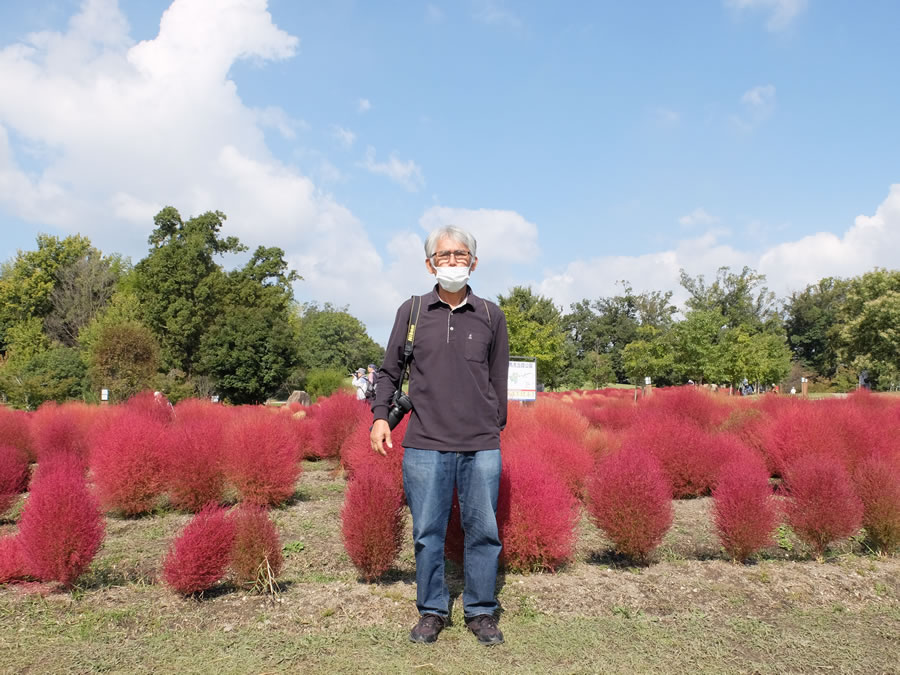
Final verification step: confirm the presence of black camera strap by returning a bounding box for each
[400,294,423,387]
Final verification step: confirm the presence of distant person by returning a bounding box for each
[790,386,797,395]
[352,368,368,401]
[365,364,377,403]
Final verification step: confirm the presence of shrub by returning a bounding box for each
[305,368,350,401]
[497,454,580,572]
[89,409,167,515]
[162,504,236,595]
[125,389,175,425]
[783,454,864,558]
[621,414,726,498]
[17,456,105,587]
[0,535,30,584]
[0,444,30,515]
[853,454,900,554]
[503,425,594,501]
[294,414,323,461]
[341,471,405,581]
[230,504,284,588]
[712,456,778,561]
[29,401,96,466]
[646,386,732,430]
[312,390,371,459]
[0,408,34,462]
[223,408,301,506]
[165,406,227,512]
[586,449,673,563]
[339,415,407,486]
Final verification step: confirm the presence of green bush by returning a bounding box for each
[305,368,351,401]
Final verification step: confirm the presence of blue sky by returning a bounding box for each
[1,0,899,342]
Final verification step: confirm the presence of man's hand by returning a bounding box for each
[370,419,392,456]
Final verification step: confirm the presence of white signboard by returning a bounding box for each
[101,388,109,402]
[508,359,537,401]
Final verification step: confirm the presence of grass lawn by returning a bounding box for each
[1,459,898,674]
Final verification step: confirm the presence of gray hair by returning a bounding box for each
[424,225,477,259]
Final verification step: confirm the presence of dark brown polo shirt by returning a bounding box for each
[373,285,509,452]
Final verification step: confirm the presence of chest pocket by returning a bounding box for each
[463,334,490,362]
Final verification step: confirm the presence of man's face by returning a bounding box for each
[425,236,478,275]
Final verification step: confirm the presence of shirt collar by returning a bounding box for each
[427,284,476,311]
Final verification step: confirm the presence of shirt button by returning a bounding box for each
[449,326,454,330]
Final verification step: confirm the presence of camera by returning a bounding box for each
[386,389,413,430]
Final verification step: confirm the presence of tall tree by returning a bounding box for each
[0,234,92,352]
[295,303,384,375]
[133,207,245,374]
[836,268,900,389]
[680,266,778,332]
[497,286,568,387]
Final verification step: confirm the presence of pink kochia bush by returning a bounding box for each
[0,535,30,583]
[163,504,236,596]
[853,454,900,553]
[90,409,167,515]
[224,408,301,507]
[165,401,228,512]
[0,444,30,515]
[17,455,105,587]
[30,401,96,466]
[312,390,371,460]
[230,504,284,587]
[341,471,405,581]
[0,407,34,462]
[587,449,673,563]
[712,456,778,561]
[783,454,864,557]
[497,454,580,572]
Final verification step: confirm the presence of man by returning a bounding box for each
[370,225,509,646]
[365,363,377,403]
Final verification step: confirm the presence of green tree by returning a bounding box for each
[0,234,92,352]
[836,268,900,389]
[295,303,384,374]
[670,309,727,384]
[622,326,675,386]
[198,246,301,404]
[86,320,161,403]
[680,266,778,332]
[782,277,849,378]
[133,207,244,374]
[0,345,87,409]
[497,286,568,387]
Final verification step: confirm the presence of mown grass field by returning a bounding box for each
[1,458,898,674]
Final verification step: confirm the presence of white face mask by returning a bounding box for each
[434,265,470,292]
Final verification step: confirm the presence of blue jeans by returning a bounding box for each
[402,448,502,620]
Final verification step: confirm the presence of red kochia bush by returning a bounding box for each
[712,456,778,561]
[163,505,236,595]
[853,454,900,553]
[0,535,30,583]
[230,504,284,587]
[497,454,580,572]
[0,444,30,514]
[165,406,228,512]
[339,415,408,486]
[125,389,175,425]
[90,409,167,515]
[30,401,96,466]
[783,454,864,557]
[223,408,301,507]
[341,471,405,581]
[312,390,371,459]
[17,456,105,587]
[0,408,34,462]
[587,449,673,563]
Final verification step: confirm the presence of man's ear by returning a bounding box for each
[425,257,437,275]
[469,257,478,273]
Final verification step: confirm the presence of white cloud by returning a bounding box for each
[473,0,523,30]
[732,84,776,131]
[725,0,808,31]
[331,125,356,148]
[357,97,371,113]
[255,106,306,140]
[360,146,425,191]
[534,185,900,312]
[679,207,719,227]
[0,0,406,336]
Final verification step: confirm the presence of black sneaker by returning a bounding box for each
[409,614,445,644]
[466,614,504,645]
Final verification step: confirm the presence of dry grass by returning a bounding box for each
[1,459,898,674]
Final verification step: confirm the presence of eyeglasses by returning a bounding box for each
[431,249,471,264]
